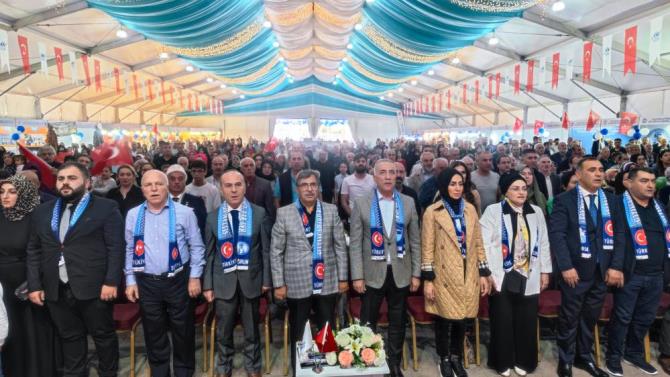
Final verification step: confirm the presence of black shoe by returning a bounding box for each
[439,357,454,377]
[605,359,623,377]
[389,364,404,377]
[623,356,658,375]
[557,362,572,377]
[573,360,608,377]
[450,355,468,377]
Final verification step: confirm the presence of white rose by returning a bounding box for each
[361,334,376,348]
[326,352,337,366]
[374,349,387,367]
[335,333,352,347]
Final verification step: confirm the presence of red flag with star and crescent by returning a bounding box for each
[624,26,637,75]
[583,41,593,82]
[55,47,64,80]
[90,139,133,176]
[586,110,601,131]
[514,64,520,94]
[513,118,523,133]
[81,54,91,86]
[552,53,560,89]
[533,120,544,135]
[526,60,534,92]
[314,322,337,353]
[619,112,638,134]
[561,112,570,130]
[18,35,30,74]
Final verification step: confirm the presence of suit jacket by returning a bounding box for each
[245,176,276,221]
[26,196,125,301]
[549,188,623,281]
[179,193,207,240]
[534,170,561,200]
[270,201,348,299]
[203,203,272,300]
[349,192,421,289]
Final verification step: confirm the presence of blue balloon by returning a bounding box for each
[11,133,20,141]
[600,128,608,135]
[76,131,84,138]
[16,125,25,133]
[633,132,642,140]
[539,128,545,134]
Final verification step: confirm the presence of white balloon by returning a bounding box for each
[641,128,650,136]
[627,129,636,137]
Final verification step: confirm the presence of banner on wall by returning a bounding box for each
[49,121,77,136]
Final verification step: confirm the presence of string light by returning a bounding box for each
[170,22,262,57]
[265,3,312,27]
[215,56,280,85]
[349,58,412,84]
[314,3,361,27]
[363,25,450,63]
[448,0,541,12]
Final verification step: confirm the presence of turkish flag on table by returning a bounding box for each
[313,322,337,353]
[55,47,64,80]
[526,60,534,92]
[624,26,637,75]
[513,118,523,133]
[18,143,56,189]
[514,64,520,94]
[583,42,593,82]
[619,112,638,134]
[586,110,601,131]
[561,112,570,130]
[17,35,30,74]
[90,139,133,176]
[533,120,544,135]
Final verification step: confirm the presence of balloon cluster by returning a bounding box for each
[500,131,511,143]
[626,125,649,140]
[11,124,26,141]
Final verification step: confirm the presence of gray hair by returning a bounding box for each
[141,169,168,186]
[296,169,321,185]
[240,157,255,168]
[433,157,449,169]
[373,158,395,175]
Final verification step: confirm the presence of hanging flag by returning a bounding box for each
[18,35,30,74]
[513,64,520,94]
[438,91,443,111]
[561,112,570,130]
[619,112,638,134]
[447,89,451,110]
[552,53,560,89]
[462,83,467,104]
[602,34,612,77]
[487,75,493,99]
[154,80,160,103]
[209,97,214,113]
[54,47,64,80]
[81,54,92,86]
[147,79,153,100]
[624,26,637,75]
[18,143,55,189]
[94,59,102,91]
[113,68,121,94]
[161,81,166,104]
[649,16,663,67]
[495,72,501,98]
[68,51,78,83]
[526,60,535,92]
[538,57,546,89]
[513,118,523,133]
[220,100,224,114]
[37,42,48,75]
[196,95,201,112]
[583,41,593,83]
[132,74,139,98]
[170,86,175,105]
[431,95,436,112]
[123,71,130,96]
[188,93,192,111]
[586,110,601,131]
[566,52,574,81]
[0,31,9,73]
[475,80,480,103]
[90,139,134,176]
[533,120,544,135]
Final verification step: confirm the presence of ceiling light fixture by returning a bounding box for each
[451,57,460,64]
[488,35,499,45]
[388,92,394,97]
[185,65,194,72]
[428,69,435,75]
[240,94,245,99]
[159,52,169,60]
[232,89,238,94]
[347,43,353,49]
[263,21,272,28]
[552,1,565,12]
[342,57,348,62]
[398,87,404,93]
[379,95,384,100]
[278,56,284,62]
[272,41,280,48]
[220,84,226,89]
[206,77,214,83]
[410,79,418,85]
[116,28,128,39]
[354,23,363,31]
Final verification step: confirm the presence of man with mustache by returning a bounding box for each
[26,162,125,377]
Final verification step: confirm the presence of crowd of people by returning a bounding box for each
[0,132,669,377]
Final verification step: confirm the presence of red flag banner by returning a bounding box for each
[188,93,192,111]
[619,112,638,134]
[147,80,153,100]
[431,95,436,112]
[561,112,570,130]
[90,139,133,176]
[488,75,493,99]
[132,74,138,99]
[81,54,91,86]
[94,59,102,91]
[170,86,175,105]
[438,91,443,111]
[624,26,637,75]
[533,120,544,135]
[179,89,184,109]
[161,81,166,104]
[113,67,121,94]
[526,60,534,92]
[195,95,200,111]
[475,80,480,103]
[447,89,451,110]
[514,64,520,94]
[586,110,601,131]
[462,83,467,104]
[314,322,337,353]
[513,118,523,133]
[552,53,560,89]
[54,47,64,80]
[18,143,56,189]
[17,35,30,74]
[495,73,501,98]
[583,41,593,82]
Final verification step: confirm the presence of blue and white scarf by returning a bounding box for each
[296,201,324,294]
[576,185,613,258]
[370,190,405,261]
[444,197,467,258]
[132,199,183,277]
[217,199,253,273]
[622,191,670,260]
[51,192,91,243]
[500,200,539,272]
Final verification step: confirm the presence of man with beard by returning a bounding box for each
[340,154,375,217]
[27,162,124,377]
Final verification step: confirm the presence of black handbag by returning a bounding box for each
[501,270,527,294]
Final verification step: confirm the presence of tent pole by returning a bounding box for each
[87,94,125,121]
[522,91,561,120]
[41,86,87,117]
[0,73,33,99]
[570,79,617,115]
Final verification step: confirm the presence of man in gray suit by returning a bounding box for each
[350,159,421,377]
[271,169,348,377]
[203,170,272,377]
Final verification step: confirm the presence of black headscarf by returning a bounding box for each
[437,168,464,209]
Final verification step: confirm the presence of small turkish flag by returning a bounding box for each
[462,83,467,104]
[475,80,480,103]
[132,74,139,98]
[619,112,638,134]
[552,53,560,89]
[495,72,501,98]
[624,26,637,75]
[514,64,520,94]
[533,120,544,135]
[90,139,134,176]
[313,322,337,353]
[561,112,570,130]
[526,60,534,92]
[447,89,451,110]
[94,59,101,92]
[18,143,55,189]
[513,118,523,133]
[488,75,493,99]
[54,47,64,80]
[113,67,121,94]
[586,110,601,131]
[583,41,593,82]
[81,54,91,86]
[18,35,30,74]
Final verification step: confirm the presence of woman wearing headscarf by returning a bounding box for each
[480,173,552,376]
[450,160,481,215]
[0,175,59,377]
[422,168,492,377]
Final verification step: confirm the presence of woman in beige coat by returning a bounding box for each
[422,168,492,377]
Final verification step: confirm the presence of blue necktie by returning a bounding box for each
[231,209,239,246]
[589,194,598,224]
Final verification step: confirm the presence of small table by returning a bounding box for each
[295,352,389,377]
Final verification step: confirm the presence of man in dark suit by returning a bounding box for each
[550,157,624,377]
[203,170,272,377]
[240,157,276,221]
[537,155,561,200]
[27,162,124,377]
[167,164,208,239]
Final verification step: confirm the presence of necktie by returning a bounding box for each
[59,203,72,283]
[172,197,179,202]
[230,209,239,246]
[589,194,598,224]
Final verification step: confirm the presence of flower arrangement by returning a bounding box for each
[326,323,386,369]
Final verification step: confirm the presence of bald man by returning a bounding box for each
[124,170,205,377]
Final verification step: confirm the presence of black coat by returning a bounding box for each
[26,196,125,301]
[179,192,208,240]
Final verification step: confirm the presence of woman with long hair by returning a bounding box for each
[519,166,548,215]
